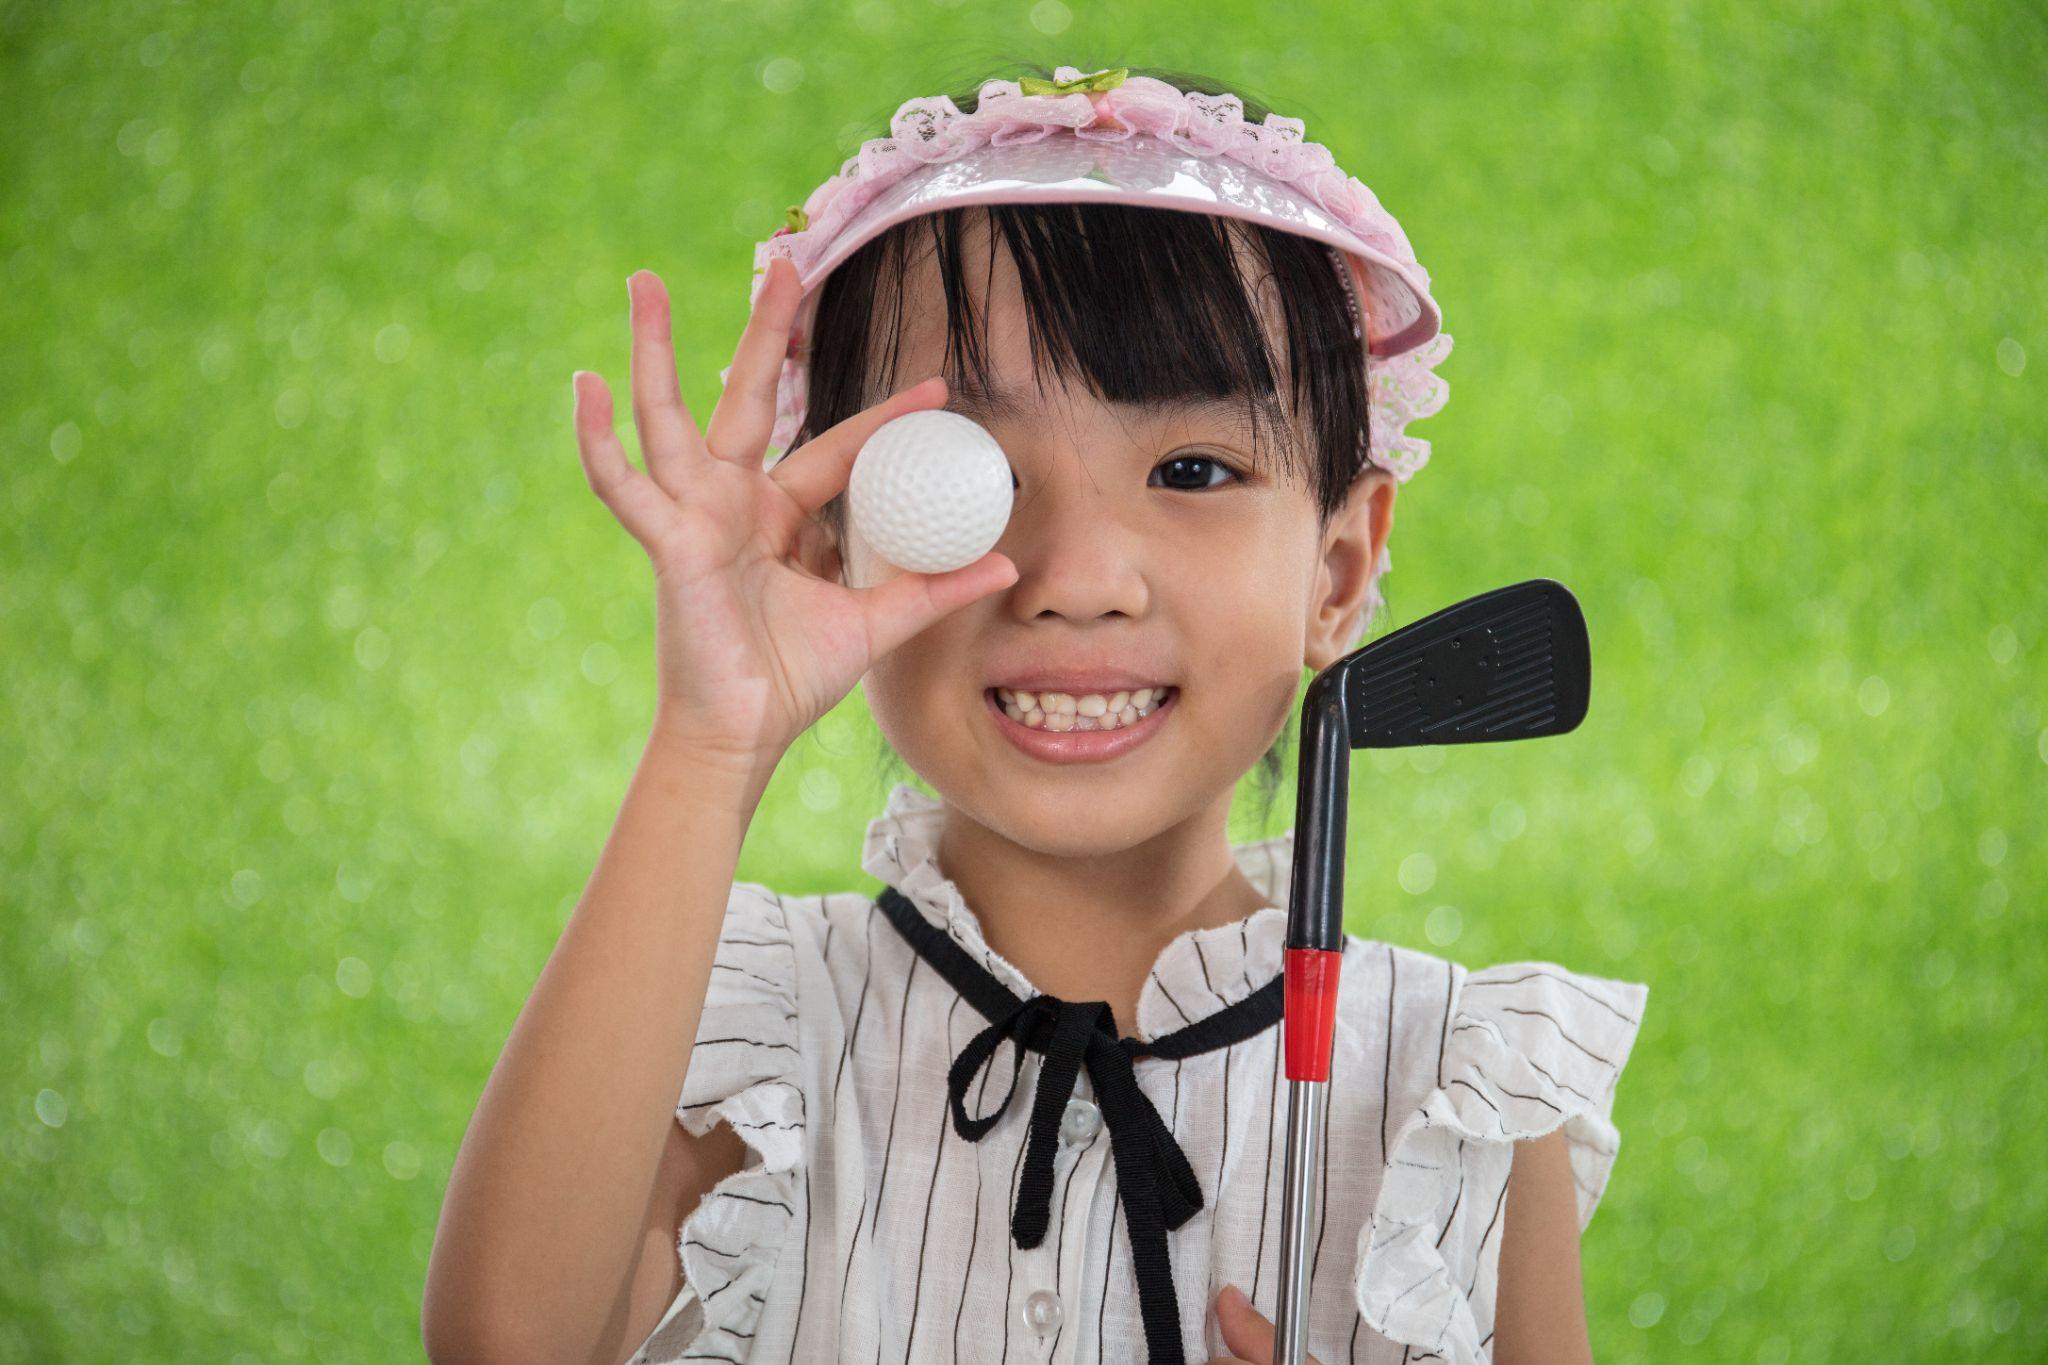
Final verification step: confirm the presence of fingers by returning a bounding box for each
[1215,1285,1276,1364]
[704,255,802,463]
[627,271,707,501]
[768,374,951,516]
[1212,1284,1322,1365]
[851,551,1017,663]
[572,371,679,556]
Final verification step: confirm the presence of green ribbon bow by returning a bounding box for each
[782,204,808,233]
[1018,66,1127,97]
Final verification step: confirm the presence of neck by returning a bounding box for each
[933,792,1274,1034]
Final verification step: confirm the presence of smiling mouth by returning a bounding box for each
[987,685,1178,732]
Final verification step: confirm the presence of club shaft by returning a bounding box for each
[1272,1077,1325,1365]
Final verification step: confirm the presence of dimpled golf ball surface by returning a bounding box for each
[849,409,1013,574]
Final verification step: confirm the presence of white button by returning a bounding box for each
[1021,1287,1063,1336]
[1060,1097,1102,1144]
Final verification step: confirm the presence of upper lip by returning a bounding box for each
[988,670,1176,695]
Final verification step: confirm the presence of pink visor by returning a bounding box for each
[771,133,1443,363]
[741,68,1453,506]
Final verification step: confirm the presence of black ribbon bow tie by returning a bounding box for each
[876,885,1285,1365]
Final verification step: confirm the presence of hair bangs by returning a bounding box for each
[796,202,1369,528]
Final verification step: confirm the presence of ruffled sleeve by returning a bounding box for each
[632,881,806,1365]
[1353,959,1649,1363]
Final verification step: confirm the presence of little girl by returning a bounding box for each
[424,64,1649,1365]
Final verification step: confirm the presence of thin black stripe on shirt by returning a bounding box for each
[710,959,788,989]
[1382,945,1398,1162]
[1312,1043,1334,1281]
[832,914,880,1337]
[1194,935,1218,1004]
[901,992,963,1360]
[1094,1164,1120,1352]
[832,911,877,1111]
[1216,1044,1234,1203]
[1251,1032,1282,1302]
[763,893,811,1365]
[1461,968,1640,1024]
[951,1021,997,1359]
[1449,1077,1502,1117]
[1492,1004,1617,1068]
[1434,1137,1466,1250]
[1436,960,1454,1088]
[950,1064,991,1365]
[1154,971,1194,1027]
[1046,1122,1103,1357]
[864,950,921,1365]
[786,1090,812,1365]
[1468,1170,1512,1298]
[692,1035,800,1057]
[999,1112,1029,1365]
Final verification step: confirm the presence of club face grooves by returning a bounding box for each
[1341,579,1589,748]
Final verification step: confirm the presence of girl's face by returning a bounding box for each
[838,215,1394,853]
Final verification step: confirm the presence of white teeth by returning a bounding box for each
[992,685,1174,732]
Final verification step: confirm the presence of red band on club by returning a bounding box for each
[1282,947,1343,1082]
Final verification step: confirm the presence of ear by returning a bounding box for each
[1304,466,1396,674]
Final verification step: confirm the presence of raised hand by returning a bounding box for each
[571,258,1017,774]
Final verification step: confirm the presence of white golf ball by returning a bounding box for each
[848,409,1014,574]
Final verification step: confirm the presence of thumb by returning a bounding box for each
[853,551,1018,660]
[1215,1284,1323,1365]
[1216,1284,1277,1363]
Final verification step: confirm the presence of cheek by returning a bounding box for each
[1193,600,1305,706]
[1179,550,1314,725]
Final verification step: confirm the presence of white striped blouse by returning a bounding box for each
[629,781,1649,1365]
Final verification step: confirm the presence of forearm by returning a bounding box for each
[423,721,778,1364]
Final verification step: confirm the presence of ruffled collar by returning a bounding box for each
[860,780,1295,1044]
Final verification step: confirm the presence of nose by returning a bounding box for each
[996,452,1152,625]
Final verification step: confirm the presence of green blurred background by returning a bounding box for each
[4,0,2043,1359]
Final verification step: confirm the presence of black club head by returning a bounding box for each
[1339,578,1590,749]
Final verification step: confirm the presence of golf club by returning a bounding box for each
[1272,577,1592,1364]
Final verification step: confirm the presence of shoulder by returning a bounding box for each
[1343,940,1650,1361]
[1441,955,1650,1152]
[713,880,928,1020]
[1333,936,1650,1118]
[720,878,830,942]
[1330,936,1464,1072]
[715,879,879,969]
[1328,934,1454,1018]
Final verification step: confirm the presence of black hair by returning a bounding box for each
[794,64,1383,830]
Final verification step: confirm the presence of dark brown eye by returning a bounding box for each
[1151,454,1241,491]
